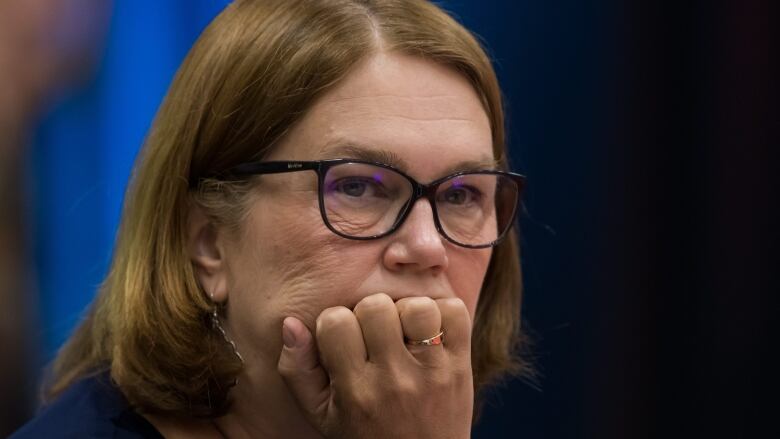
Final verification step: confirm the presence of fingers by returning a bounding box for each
[280,296,473,434]
[315,306,367,378]
[277,316,330,420]
[352,294,470,364]
[395,296,445,361]
[395,296,442,342]
[435,298,471,357]
[353,293,406,362]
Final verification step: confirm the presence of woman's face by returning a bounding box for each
[203,51,495,375]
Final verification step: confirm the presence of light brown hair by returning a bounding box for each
[46,0,530,418]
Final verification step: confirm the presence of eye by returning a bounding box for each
[440,186,481,206]
[331,177,387,198]
[339,180,367,197]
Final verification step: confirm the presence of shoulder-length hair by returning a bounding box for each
[47,0,530,418]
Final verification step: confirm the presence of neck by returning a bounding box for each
[213,365,324,439]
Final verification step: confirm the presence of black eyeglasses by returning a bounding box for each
[216,159,526,249]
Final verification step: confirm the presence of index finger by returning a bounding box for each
[315,306,367,379]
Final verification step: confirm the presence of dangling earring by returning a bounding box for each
[210,293,244,366]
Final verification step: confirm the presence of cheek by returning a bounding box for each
[448,248,492,317]
[227,199,379,341]
[238,204,342,308]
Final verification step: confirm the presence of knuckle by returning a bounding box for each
[335,383,380,417]
[390,374,419,400]
[354,389,380,413]
[425,367,472,396]
[354,292,393,316]
[422,368,451,389]
[438,297,469,320]
[316,306,354,333]
[400,296,437,317]
[277,358,296,378]
[438,297,467,313]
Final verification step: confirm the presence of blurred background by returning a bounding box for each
[0,0,774,437]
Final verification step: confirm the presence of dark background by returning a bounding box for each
[463,1,777,437]
[2,0,774,437]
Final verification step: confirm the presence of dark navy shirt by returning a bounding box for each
[10,372,164,439]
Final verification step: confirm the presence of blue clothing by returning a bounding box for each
[10,372,164,439]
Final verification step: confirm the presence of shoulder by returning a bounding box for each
[10,372,163,439]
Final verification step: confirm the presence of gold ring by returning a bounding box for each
[405,330,444,346]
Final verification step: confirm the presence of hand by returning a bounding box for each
[277,293,473,439]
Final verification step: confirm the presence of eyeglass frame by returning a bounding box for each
[205,158,527,249]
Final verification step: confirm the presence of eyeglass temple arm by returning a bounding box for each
[226,160,320,177]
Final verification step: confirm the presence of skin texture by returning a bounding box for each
[185,52,495,438]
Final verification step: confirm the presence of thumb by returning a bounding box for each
[277,316,331,422]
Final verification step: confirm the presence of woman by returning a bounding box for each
[12,0,529,437]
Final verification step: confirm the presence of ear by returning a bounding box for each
[188,204,229,303]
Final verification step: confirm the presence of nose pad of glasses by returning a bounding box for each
[397,197,445,239]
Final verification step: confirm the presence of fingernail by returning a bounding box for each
[282,318,297,348]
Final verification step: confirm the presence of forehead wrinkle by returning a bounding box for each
[324,93,463,103]
[328,91,462,98]
[377,114,476,123]
[323,94,484,121]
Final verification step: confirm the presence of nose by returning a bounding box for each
[382,199,449,275]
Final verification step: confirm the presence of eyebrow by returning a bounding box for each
[321,143,410,170]
[318,141,499,175]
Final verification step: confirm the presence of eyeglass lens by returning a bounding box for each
[321,162,518,247]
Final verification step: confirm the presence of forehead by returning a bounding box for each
[267,52,494,179]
